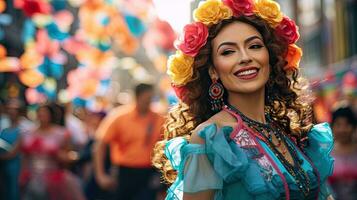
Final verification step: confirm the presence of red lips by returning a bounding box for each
[234,66,259,80]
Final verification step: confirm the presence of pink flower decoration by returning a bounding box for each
[222,0,254,17]
[14,0,51,17]
[36,29,60,58]
[175,22,209,57]
[25,88,46,104]
[275,16,300,44]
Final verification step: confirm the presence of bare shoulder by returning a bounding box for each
[190,110,236,144]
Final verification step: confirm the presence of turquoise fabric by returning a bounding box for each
[165,123,334,200]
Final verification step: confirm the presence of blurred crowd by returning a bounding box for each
[0,83,166,200]
[0,83,357,200]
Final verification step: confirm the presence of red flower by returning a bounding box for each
[172,84,190,103]
[222,0,254,17]
[275,16,300,44]
[14,0,51,17]
[175,22,208,57]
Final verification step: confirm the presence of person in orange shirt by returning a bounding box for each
[94,83,165,200]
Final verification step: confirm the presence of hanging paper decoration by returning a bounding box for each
[311,64,357,123]
[1,0,177,110]
[116,0,153,20]
[143,18,176,52]
[0,57,20,72]
[66,67,104,99]
[20,48,44,70]
[37,57,64,79]
[36,78,57,100]
[62,33,91,55]
[14,0,52,17]
[51,0,67,11]
[53,10,74,32]
[342,71,357,95]
[0,44,20,72]
[22,19,36,43]
[19,28,67,88]
[142,18,176,73]
[0,0,5,13]
[25,88,47,104]
[19,69,45,88]
[45,22,69,41]
[124,14,146,37]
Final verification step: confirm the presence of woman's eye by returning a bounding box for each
[221,50,235,56]
[250,44,263,49]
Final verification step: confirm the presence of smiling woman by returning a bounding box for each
[211,21,270,94]
[152,0,335,200]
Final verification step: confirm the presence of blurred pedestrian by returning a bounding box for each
[329,106,357,200]
[20,103,85,200]
[0,99,10,131]
[94,83,165,200]
[0,99,24,200]
[75,110,116,200]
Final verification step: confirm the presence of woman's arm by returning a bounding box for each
[0,138,21,160]
[183,190,216,200]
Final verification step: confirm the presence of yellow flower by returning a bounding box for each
[254,0,283,27]
[167,51,194,86]
[194,0,233,26]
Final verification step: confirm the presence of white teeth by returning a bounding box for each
[237,69,257,76]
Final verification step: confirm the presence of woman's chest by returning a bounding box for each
[230,128,319,199]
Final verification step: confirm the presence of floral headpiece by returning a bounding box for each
[167,0,302,102]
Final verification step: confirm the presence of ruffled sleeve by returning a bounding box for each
[304,123,335,199]
[165,124,253,199]
[164,125,224,199]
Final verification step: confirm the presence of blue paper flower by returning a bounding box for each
[124,14,146,37]
[46,22,69,41]
[22,19,36,43]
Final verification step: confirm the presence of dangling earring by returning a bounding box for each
[209,78,224,111]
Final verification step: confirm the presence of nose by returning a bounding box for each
[239,49,252,65]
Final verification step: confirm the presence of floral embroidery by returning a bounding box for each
[231,128,274,181]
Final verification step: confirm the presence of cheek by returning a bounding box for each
[255,49,270,67]
[256,51,270,78]
[213,57,235,75]
[262,64,270,80]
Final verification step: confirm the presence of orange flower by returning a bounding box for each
[284,44,302,72]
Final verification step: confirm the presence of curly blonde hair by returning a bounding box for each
[152,15,313,184]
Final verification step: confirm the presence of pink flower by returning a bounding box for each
[222,0,254,17]
[275,16,300,44]
[175,22,209,57]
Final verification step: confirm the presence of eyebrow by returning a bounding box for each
[216,35,263,52]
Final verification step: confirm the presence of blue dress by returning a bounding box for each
[0,127,21,200]
[165,123,334,200]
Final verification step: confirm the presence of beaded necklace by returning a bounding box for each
[225,103,311,197]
